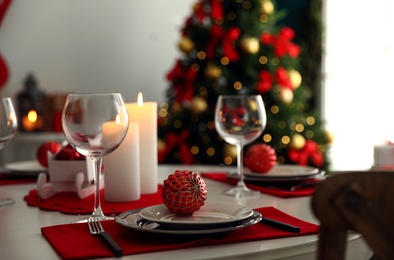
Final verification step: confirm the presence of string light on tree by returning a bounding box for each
[241,37,260,54]
[260,0,275,14]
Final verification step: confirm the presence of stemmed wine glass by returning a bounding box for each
[214,95,266,197]
[0,97,18,149]
[62,93,129,221]
[0,97,18,206]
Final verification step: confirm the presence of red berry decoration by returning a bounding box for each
[56,144,86,161]
[36,141,62,167]
[245,144,277,173]
[162,170,207,215]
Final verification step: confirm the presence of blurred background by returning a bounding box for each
[1,0,394,171]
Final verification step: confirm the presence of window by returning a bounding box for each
[323,0,394,170]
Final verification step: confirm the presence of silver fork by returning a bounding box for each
[87,218,123,257]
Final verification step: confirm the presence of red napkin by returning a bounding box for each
[0,173,37,185]
[201,172,317,198]
[41,206,319,259]
[24,186,163,215]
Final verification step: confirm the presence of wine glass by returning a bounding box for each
[62,93,129,221]
[214,95,266,197]
[0,97,18,206]
[0,98,18,150]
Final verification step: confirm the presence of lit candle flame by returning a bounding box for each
[8,112,15,126]
[27,110,38,123]
[137,92,143,106]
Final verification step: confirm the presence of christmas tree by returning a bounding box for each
[158,0,330,170]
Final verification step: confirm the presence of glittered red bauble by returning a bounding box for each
[56,144,86,161]
[245,144,277,173]
[36,141,62,167]
[162,170,207,215]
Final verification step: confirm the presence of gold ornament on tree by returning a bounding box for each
[222,143,237,160]
[288,69,302,89]
[260,0,274,15]
[204,65,222,80]
[240,37,260,54]
[289,134,306,150]
[324,130,334,144]
[278,87,294,104]
[178,37,195,53]
[191,97,208,114]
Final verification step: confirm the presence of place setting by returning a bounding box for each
[202,164,325,198]
[0,161,43,185]
[116,201,262,235]
[198,95,325,198]
[0,97,40,186]
[7,92,320,260]
[41,202,319,259]
[40,166,319,259]
[237,164,324,189]
[38,99,319,259]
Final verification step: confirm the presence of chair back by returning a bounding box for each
[311,171,394,260]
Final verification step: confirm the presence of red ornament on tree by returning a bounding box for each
[245,144,277,173]
[162,170,207,215]
[36,141,62,167]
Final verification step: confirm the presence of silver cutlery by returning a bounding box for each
[87,218,123,257]
[263,179,324,192]
[0,198,14,207]
[260,216,300,233]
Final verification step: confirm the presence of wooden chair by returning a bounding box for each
[311,171,394,260]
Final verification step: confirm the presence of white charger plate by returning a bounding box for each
[2,160,47,176]
[242,165,323,182]
[116,209,262,235]
[139,202,254,227]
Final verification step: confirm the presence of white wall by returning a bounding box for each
[323,0,394,170]
[0,0,195,103]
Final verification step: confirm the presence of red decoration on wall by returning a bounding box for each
[0,0,11,89]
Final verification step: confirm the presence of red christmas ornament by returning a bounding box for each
[162,170,207,215]
[245,144,277,173]
[36,141,62,167]
[56,144,85,161]
[0,0,12,89]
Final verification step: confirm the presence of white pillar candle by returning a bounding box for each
[104,122,140,201]
[101,116,128,149]
[128,92,158,194]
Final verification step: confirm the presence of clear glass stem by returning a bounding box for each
[237,144,246,188]
[89,156,105,219]
[236,144,247,189]
[224,143,259,197]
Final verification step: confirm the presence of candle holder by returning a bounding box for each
[17,73,46,132]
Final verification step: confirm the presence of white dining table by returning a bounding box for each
[0,164,371,260]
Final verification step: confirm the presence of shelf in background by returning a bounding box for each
[14,132,66,143]
[1,132,66,165]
